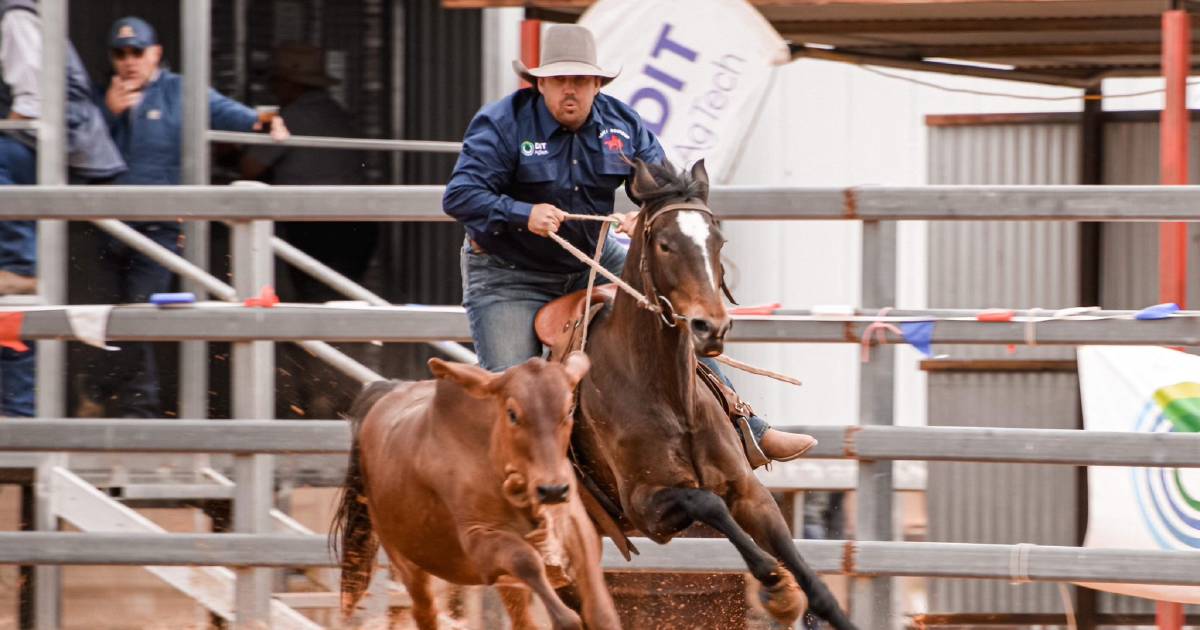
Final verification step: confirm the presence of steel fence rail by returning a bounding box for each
[208,130,463,153]
[786,425,1200,467]
[9,185,1200,221]
[0,120,38,131]
[1,533,1197,587]
[2,420,1197,468]
[13,304,1200,345]
[268,233,477,364]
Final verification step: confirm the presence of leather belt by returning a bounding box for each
[469,239,487,254]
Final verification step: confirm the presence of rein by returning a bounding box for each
[552,209,802,388]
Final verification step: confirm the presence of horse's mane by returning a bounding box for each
[634,160,708,209]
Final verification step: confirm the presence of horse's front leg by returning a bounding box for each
[729,481,858,630]
[559,498,621,630]
[459,528,583,630]
[642,486,804,627]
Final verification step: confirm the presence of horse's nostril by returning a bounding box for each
[691,318,713,336]
[536,484,569,504]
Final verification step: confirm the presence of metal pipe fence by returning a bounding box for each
[1,532,1197,589]
[1,420,1195,467]
[13,304,1200,345]
[9,185,1200,221]
[208,130,462,153]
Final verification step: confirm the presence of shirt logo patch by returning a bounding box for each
[599,127,629,154]
[603,135,624,153]
[520,140,548,157]
[146,109,161,120]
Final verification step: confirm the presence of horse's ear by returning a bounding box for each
[561,351,591,386]
[629,159,659,203]
[690,159,710,203]
[428,358,496,399]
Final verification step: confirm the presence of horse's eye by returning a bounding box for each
[507,409,518,425]
[658,241,670,253]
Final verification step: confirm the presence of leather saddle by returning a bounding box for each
[535,284,617,359]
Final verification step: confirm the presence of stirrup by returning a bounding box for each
[736,416,771,470]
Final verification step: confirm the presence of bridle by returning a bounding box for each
[636,200,735,329]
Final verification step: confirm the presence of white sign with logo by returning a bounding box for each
[579,0,788,182]
[1078,345,1200,603]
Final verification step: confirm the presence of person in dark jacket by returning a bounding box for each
[77,16,287,418]
[0,0,125,417]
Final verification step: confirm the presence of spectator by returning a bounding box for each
[242,44,377,302]
[0,0,125,417]
[77,16,286,418]
[241,44,378,419]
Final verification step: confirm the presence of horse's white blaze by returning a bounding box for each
[676,211,717,289]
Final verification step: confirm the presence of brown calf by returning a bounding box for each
[332,353,619,630]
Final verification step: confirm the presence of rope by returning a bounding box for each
[1008,542,1034,584]
[713,354,802,387]
[579,221,610,353]
[551,214,804,388]
[546,231,653,311]
[860,306,903,363]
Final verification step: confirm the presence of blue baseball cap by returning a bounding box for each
[109,17,157,50]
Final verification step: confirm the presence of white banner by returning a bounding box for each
[579,0,787,182]
[1078,345,1200,603]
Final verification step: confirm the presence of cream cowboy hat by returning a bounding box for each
[512,24,619,86]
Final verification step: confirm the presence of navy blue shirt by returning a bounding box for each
[101,69,259,186]
[443,88,664,272]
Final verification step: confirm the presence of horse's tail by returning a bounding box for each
[330,380,397,617]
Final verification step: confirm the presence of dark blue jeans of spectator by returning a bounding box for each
[0,135,37,417]
[460,236,768,440]
[82,222,180,417]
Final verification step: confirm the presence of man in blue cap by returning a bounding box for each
[0,0,126,417]
[77,16,287,418]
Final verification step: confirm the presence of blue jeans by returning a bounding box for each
[461,236,628,371]
[0,135,36,417]
[460,237,769,439]
[81,223,180,417]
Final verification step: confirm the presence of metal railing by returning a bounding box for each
[208,130,462,153]
[8,184,1200,221]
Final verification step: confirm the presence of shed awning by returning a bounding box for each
[443,0,1200,87]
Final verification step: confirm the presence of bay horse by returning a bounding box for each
[332,353,620,630]
[568,159,856,629]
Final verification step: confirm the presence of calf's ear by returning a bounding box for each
[428,358,496,399]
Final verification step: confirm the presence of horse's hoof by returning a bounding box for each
[750,566,807,626]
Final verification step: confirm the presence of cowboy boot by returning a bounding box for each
[759,428,818,462]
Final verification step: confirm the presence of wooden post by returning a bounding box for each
[519,19,541,89]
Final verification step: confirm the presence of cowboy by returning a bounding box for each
[443,24,814,464]
[77,16,288,418]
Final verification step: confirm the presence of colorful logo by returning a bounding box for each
[1131,382,1200,550]
[603,135,624,153]
[520,140,535,156]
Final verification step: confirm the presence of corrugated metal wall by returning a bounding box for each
[926,122,1083,615]
[380,0,480,379]
[927,117,1200,621]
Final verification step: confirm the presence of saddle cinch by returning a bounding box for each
[534,287,768,560]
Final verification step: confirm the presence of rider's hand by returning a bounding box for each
[528,203,566,237]
[612,211,638,236]
[105,77,142,116]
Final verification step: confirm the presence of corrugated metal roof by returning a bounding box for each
[448,0,1200,85]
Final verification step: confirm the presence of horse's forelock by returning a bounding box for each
[637,161,706,213]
